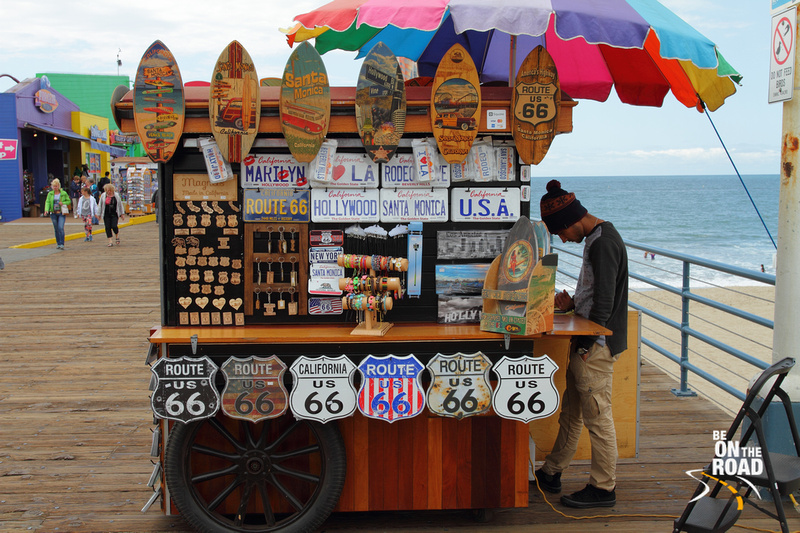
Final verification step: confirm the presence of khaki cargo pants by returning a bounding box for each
[541,342,618,491]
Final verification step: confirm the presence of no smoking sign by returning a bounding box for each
[770,7,797,103]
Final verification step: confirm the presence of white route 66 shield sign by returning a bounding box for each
[289,355,357,423]
[151,356,220,424]
[220,356,288,422]
[491,355,559,423]
[357,354,425,423]
[426,352,492,419]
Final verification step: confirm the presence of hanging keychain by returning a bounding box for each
[254,287,261,311]
[264,288,276,316]
[290,257,297,287]
[290,228,297,252]
[277,289,286,311]
[279,226,287,253]
[279,257,285,282]
[266,226,273,253]
[255,258,262,311]
[266,258,275,284]
[287,287,298,315]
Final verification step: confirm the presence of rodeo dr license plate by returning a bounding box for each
[150,356,220,423]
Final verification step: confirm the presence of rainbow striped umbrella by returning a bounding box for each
[285,0,740,111]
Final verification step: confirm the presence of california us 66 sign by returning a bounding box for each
[220,356,288,422]
[491,355,559,423]
[426,352,492,419]
[289,355,357,422]
[151,356,220,423]
[357,354,425,422]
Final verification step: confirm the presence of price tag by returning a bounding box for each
[150,356,220,423]
[357,354,425,423]
[220,356,288,422]
[289,355,357,422]
[426,352,492,419]
[491,355,559,423]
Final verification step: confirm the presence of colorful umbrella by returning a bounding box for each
[285,0,741,111]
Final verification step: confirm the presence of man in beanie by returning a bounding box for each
[534,179,628,509]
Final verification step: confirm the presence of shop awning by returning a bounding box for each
[23,122,91,143]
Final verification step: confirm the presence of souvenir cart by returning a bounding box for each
[116,40,639,533]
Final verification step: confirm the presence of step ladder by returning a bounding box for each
[673,357,800,533]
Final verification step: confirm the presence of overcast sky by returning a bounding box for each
[0,0,782,177]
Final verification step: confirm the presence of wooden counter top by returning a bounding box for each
[149,314,610,344]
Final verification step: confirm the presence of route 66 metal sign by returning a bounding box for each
[220,356,288,422]
[151,356,220,423]
[357,354,425,423]
[289,355,357,423]
[426,352,492,419]
[491,355,559,423]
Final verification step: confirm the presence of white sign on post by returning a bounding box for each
[770,7,797,103]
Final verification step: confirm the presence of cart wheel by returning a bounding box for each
[165,415,346,533]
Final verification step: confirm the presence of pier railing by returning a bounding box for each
[552,240,775,410]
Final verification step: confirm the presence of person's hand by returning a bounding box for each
[554,289,574,312]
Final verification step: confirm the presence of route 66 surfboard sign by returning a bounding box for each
[357,354,425,423]
[150,356,220,423]
[220,356,288,422]
[491,355,559,423]
[289,355,357,422]
[426,352,492,419]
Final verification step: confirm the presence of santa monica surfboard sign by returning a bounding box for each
[381,153,450,188]
[289,355,358,422]
[281,42,331,163]
[242,154,308,189]
[150,356,220,423]
[450,187,521,223]
[426,352,492,419]
[210,40,260,164]
[491,355,559,423]
[310,189,380,223]
[357,354,426,423]
[512,46,560,165]
[220,355,288,422]
[356,41,406,163]
[133,40,185,163]
[496,215,538,317]
[431,44,481,164]
[308,153,379,188]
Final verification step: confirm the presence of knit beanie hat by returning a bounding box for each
[540,180,587,234]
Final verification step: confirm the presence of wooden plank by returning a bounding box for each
[352,412,370,511]
[440,418,459,509]
[456,417,472,508]
[368,418,385,510]
[334,416,355,512]
[382,421,400,510]
[412,413,429,510]
[426,417,443,509]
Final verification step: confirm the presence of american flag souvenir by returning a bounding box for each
[308,297,343,315]
[357,354,425,423]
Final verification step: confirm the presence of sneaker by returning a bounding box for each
[560,484,616,509]
[0,257,5,270]
[533,468,561,493]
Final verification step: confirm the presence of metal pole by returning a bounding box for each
[774,4,800,399]
[673,261,696,397]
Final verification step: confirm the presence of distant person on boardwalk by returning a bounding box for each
[43,177,71,249]
[650,252,655,260]
[76,187,98,242]
[97,171,111,196]
[534,180,629,509]
[97,183,126,247]
[151,186,160,224]
[69,174,82,218]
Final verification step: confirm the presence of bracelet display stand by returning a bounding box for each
[337,254,408,336]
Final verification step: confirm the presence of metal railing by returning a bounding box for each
[553,239,776,403]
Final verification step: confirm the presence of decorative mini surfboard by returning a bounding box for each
[512,46,561,165]
[497,216,538,316]
[431,44,481,164]
[210,40,260,163]
[280,42,331,163]
[532,219,551,259]
[356,42,406,163]
[133,41,185,163]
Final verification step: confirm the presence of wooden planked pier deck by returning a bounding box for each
[0,219,798,532]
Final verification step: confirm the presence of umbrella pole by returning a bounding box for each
[509,34,516,86]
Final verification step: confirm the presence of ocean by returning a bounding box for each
[534,174,780,290]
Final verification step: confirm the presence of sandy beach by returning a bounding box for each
[629,285,775,416]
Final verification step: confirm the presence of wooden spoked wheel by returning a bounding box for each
[165,415,345,533]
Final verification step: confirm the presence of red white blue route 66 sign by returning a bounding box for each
[357,354,425,423]
[289,355,357,423]
[426,352,492,419]
[220,356,288,422]
[491,355,560,423]
[151,356,220,423]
